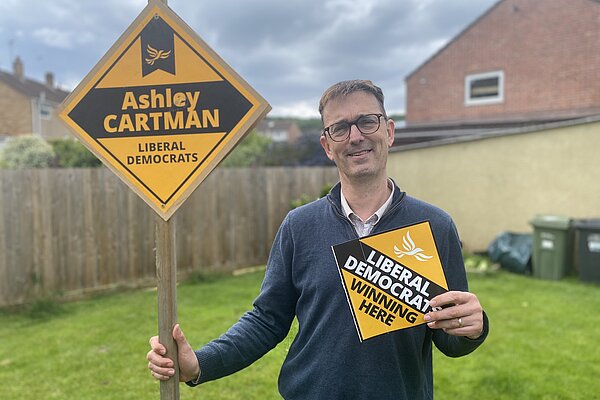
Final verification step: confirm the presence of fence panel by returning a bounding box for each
[0,166,338,307]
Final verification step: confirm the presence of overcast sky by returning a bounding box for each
[0,0,498,118]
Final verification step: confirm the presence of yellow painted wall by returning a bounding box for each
[388,120,600,251]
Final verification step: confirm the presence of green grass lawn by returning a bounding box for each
[1,269,599,399]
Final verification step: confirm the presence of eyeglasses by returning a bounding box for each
[323,113,384,142]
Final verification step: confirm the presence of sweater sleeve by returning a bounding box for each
[188,216,298,385]
[431,218,490,357]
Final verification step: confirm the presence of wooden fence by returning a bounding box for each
[0,166,338,307]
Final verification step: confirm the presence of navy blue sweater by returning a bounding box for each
[191,182,489,399]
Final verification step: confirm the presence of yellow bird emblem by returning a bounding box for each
[145,44,172,65]
[393,231,433,262]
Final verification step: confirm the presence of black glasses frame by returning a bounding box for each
[323,113,384,142]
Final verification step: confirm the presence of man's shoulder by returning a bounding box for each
[399,194,454,227]
[288,195,331,220]
[278,196,334,237]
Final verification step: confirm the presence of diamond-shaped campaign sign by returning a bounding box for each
[58,0,270,220]
[332,221,449,341]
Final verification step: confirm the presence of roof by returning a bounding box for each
[405,0,503,81]
[391,114,600,151]
[406,0,600,81]
[0,69,69,104]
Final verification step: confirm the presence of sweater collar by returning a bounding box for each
[328,178,405,217]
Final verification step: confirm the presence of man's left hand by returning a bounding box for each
[424,291,484,340]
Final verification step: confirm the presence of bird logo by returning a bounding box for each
[145,44,172,66]
[394,231,433,262]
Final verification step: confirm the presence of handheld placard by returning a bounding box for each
[332,221,449,341]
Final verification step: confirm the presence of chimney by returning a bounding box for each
[45,72,55,88]
[13,56,24,80]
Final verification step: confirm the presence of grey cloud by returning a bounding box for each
[0,0,498,116]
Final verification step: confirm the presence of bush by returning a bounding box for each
[49,138,101,167]
[0,134,55,168]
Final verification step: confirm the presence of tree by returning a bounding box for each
[220,131,272,167]
[260,134,333,167]
[0,135,55,168]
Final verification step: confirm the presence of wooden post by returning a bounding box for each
[153,0,178,397]
[156,215,179,399]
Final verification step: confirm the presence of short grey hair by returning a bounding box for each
[318,80,387,121]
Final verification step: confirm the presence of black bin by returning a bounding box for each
[572,219,600,284]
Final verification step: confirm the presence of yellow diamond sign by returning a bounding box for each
[58,0,270,220]
[332,221,449,341]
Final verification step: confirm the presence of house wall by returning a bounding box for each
[387,120,600,251]
[0,81,33,135]
[287,123,302,144]
[39,102,72,139]
[257,120,303,144]
[406,0,600,125]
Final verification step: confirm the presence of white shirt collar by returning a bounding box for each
[340,179,394,225]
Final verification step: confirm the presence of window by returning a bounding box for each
[465,71,504,106]
[40,103,53,120]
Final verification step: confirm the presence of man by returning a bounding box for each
[147,80,489,399]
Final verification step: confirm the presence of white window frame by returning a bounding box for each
[465,70,504,106]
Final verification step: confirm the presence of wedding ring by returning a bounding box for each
[458,317,463,328]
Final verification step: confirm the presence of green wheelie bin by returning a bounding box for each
[530,215,573,280]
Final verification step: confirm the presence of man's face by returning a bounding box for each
[320,91,395,183]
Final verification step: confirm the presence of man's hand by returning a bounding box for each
[424,291,484,340]
[147,324,200,382]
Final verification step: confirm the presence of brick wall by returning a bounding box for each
[0,82,33,135]
[406,0,600,125]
